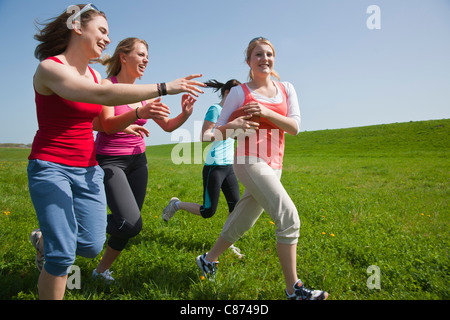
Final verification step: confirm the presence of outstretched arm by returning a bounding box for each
[34,59,205,106]
[95,79,171,134]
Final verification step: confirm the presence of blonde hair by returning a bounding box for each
[245,37,280,81]
[100,37,148,78]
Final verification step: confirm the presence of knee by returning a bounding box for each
[287,207,300,232]
[106,217,142,251]
[228,201,238,214]
[81,245,103,259]
[126,217,143,238]
[76,237,106,259]
[276,207,300,244]
[107,216,143,239]
[200,207,216,219]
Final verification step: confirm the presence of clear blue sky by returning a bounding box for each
[0,0,449,146]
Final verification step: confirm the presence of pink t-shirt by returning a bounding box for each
[95,76,148,156]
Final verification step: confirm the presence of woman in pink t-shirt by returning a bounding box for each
[196,37,328,300]
[92,38,197,281]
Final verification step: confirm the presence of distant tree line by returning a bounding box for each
[0,143,32,148]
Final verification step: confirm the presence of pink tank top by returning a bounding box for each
[235,82,288,169]
[95,76,148,156]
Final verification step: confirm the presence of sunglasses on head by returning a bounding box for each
[69,3,100,22]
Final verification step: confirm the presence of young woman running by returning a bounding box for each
[28,3,204,300]
[92,37,197,281]
[195,37,328,300]
[162,79,244,257]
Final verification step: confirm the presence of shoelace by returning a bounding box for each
[202,256,218,277]
[102,269,114,279]
[206,261,218,275]
[294,286,314,300]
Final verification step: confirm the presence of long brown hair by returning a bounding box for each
[100,37,149,78]
[34,4,107,61]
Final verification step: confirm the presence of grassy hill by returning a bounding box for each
[0,119,448,300]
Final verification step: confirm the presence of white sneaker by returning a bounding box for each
[196,253,218,280]
[163,197,179,222]
[30,229,44,272]
[92,269,115,283]
[229,244,244,259]
[286,280,328,300]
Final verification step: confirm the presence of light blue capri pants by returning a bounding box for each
[27,159,107,276]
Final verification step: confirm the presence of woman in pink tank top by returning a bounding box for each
[92,38,197,281]
[196,38,328,300]
[29,4,205,300]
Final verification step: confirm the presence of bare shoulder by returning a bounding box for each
[34,59,68,95]
[36,58,63,76]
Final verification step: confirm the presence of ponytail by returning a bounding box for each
[204,79,241,98]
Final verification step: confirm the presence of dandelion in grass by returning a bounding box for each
[4,211,10,216]
[330,233,335,237]
[200,276,205,281]
[269,221,275,225]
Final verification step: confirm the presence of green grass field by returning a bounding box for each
[0,119,448,300]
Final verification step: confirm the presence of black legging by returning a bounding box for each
[200,165,240,218]
[96,153,148,251]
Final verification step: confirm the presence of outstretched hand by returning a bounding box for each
[166,74,206,97]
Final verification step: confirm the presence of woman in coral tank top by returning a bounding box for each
[195,37,328,300]
[29,4,205,300]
